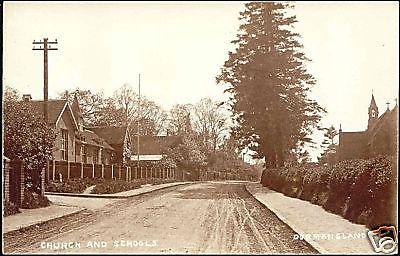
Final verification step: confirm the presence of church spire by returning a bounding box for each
[369,92,377,110]
[368,92,379,130]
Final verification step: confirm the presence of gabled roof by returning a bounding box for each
[130,135,181,155]
[87,126,129,145]
[24,100,68,125]
[81,129,114,150]
[367,105,398,145]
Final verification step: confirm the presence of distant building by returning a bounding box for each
[87,126,133,165]
[337,94,398,161]
[129,135,181,166]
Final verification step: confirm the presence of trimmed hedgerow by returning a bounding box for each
[261,156,397,229]
[91,178,180,194]
[45,178,104,193]
[91,180,144,194]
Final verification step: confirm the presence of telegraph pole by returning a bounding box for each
[137,74,141,171]
[32,38,58,124]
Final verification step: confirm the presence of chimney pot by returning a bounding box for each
[22,94,32,102]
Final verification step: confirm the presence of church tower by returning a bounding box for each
[368,93,379,130]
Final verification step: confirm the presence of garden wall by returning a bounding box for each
[261,156,397,229]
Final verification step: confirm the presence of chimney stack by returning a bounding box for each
[22,94,32,102]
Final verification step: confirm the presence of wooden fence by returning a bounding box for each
[46,160,181,182]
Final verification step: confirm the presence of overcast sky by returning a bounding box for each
[3,1,399,161]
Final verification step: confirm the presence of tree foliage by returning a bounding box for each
[161,134,207,170]
[59,88,105,126]
[318,125,339,164]
[167,104,193,136]
[4,86,56,192]
[192,98,228,153]
[217,2,325,168]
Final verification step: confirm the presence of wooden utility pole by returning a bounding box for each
[137,74,141,172]
[32,38,58,124]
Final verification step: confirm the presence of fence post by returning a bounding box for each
[140,167,143,179]
[119,165,121,180]
[101,164,104,178]
[67,161,70,180]
[52,159,56,181]
[81,162,84,179]
[111,165,114,179]
[126,166,129,182]
[92,163,95,178]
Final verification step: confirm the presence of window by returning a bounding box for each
[76,142,81,156]
[82,145,87,164]
[60,129,69,161]
[93,148,99,164]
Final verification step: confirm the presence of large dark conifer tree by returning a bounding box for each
[217,2,325,168]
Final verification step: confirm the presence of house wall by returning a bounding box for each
[54,110,76,162]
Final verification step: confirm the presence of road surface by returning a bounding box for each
[3,182,318,254]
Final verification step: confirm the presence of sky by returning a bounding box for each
[3,1,399,161]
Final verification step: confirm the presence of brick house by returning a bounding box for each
[22,94,115,165]
[337,94,398,161]
[87,126,133,165]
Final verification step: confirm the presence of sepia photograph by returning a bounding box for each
[1,1,398,254]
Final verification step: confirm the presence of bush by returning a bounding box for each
[91,178,180,194]
[91,179,145,194]
[4,201,20,216]
[261,156,397,229]
[21,190,51,209]
[46,178,104,193]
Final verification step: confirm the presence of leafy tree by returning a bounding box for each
[113,83,139,125]
[167,104,193,136]
[318,125,338,164]
[161,134,207,170]
[217,2,325,168]
[321,125,338,148]
[192,98,228,153]
[59,88,105,126]
[3,86,56,193]
[92,97,126,126]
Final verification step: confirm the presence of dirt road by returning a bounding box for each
[3,182,318,254]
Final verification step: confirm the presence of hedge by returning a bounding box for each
[261,156,397,229]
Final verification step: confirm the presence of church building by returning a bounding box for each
[337,94,398,161]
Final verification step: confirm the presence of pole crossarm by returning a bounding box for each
[32,37,58,125]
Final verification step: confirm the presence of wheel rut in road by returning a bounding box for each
[3,182,319,254]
